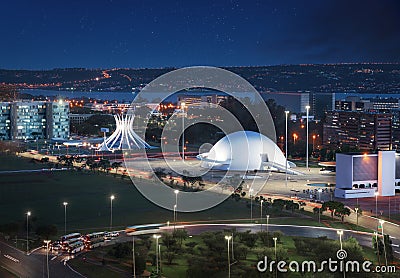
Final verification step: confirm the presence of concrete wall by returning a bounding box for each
[336,153,353,189]
[378,151,395,196]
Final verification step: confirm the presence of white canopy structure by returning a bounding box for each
[197,131,299,174]
[97,114,150,151]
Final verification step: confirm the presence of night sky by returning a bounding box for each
[1,0,399,69]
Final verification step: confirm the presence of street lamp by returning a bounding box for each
[318,205,321,223]
[260,200,264,231]
[318,188,322,202]
[273,237,278,278]
[132,235,136,278]
[379,219,388,266]
[374,232,381,264]
[181,102,186,161]
[293,133,298,144]
[174,190,179,224]
[374,192,379,218]
[225,235,232,278]
[337,230,343,250]
[354,207,359,226]
[63,202,68,235]
[173,205,177,226]
[159,243,162,274]
[266,215,270,246]
[312,134,316,151]
[153,235,161,274]
[110,195,115,231]
[285,111,289,188]
[305,105,310,171]
[44,240,51,278]
[249,188,254,221]
[26,211,31,254]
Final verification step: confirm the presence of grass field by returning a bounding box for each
[0,154,45,171]
[0,155,374,236]
[1,155,288,233]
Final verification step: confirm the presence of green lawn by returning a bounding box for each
[68,259,122,278]
[0,155,376,237]
[1,155,291,234]
[0,154,45,171]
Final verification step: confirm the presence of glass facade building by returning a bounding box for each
[0,100,69,140]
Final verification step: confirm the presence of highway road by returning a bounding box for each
[1,220,398,277]
[0,240,83,278]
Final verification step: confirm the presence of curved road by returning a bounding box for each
[1,222,398,277]
[0,240,83,278]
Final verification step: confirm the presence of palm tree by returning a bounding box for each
[334,206,351,222]
[111,161,123,173]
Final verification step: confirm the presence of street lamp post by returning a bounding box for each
[312,134,316,151]
[231,233,234,261]
[158,243,162,274]
[225,235,232,278]
[26,211,31,254]
[293,133,297,145]
[260,200,264,231]
[266,215,270,246]
[44,240,51,278]
[305,105,310,171]
[285,111,289,188]
[319,206,321,223]
[110,195,115,231]
[174,190,179,225]
[181,102,185,161]
[374,232,381,265]
[354,207,359,226]
[337,230,343,250]
[153,235,161,274]
[173,205,177,227]
[249,188,253,221]
[375,192,379,218]
[379,220,388,266]
[273,237,278,278]
[63,202,68,235]
[132,235,136,278]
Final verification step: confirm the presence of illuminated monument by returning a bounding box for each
[97,113,150,151]
[197,131,297,173]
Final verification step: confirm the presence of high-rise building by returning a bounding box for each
[334,96,400,149]
[46,100,70,139]
[0,102,12,139]
[309,92,335,118]
[323,110,392,151]
[0,100,69,140]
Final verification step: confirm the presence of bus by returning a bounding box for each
[68,240,85,254]
[62,238,81,251]
[83,232,105,249]
[60,232,81,243]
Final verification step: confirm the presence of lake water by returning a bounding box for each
[22,89,137,102]
[22,89,400,105]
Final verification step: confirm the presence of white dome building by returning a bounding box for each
[197,131,297,173]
